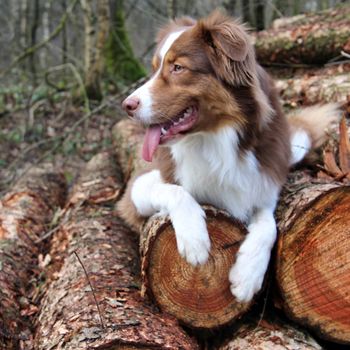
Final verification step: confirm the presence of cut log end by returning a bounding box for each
[141,207,251,329]
[277,186,350,343]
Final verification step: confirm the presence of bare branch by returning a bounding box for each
[0,0,79,77]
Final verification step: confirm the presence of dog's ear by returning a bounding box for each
[198,10,254,85]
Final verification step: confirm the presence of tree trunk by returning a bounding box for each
[223,0,237,16]
[241,0,251,26]
[29,0,40,83]
[112,120,253,329]
[20,0,28,50]
[167,0,177,19]
[61,0,68,65]
[218,318,322,349]
[105,0,146,89]
[80,0,98,99]
[275,172,350,344]
[34,152,198,349]
[254,5,350,65]
[255,0,265,31]
[0,168,67,350]
[82,0,111,100]
[40,0,52,68]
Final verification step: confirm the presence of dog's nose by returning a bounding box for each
[122,96,140,116]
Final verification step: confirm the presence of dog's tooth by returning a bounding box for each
[161,127,167,135]
[179,117,184,122]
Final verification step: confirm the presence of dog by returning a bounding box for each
[118,10,338,302]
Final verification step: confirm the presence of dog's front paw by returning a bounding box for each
[229,249,269,302]
[171,205,210,266]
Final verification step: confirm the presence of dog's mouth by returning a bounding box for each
[142,106,198,162]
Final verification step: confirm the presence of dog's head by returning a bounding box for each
[122,11,268,162]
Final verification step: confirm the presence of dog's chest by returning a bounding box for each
[170,128,269,221]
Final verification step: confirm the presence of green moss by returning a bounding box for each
[105,1,146,89]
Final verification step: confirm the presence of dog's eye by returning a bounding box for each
[172,64,184,74]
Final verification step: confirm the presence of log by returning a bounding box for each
[0,168,67,350]
[270,64,350,109]
[218,318,322,350]
[112,119,251,329]
[254,6,350,65]
[275,172,350,344]
[34,152,198,349]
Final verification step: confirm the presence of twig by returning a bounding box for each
[261,62,322,68]
[125,0,140,19]
[341,50,350,59]
[256,279,270,329]
[325,59,350,67]
[45,63,90,113]
[6,95,118,175]
[266,0,284,19]
[73,250,105,329]
[3,86,126,190]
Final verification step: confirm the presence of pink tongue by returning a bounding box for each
[142,125,162,162]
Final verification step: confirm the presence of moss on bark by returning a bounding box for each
[105,0,146,89]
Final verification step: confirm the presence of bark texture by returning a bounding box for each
[271,64,350,109]
[219,319,322,350]
[255,6,350,65]
[112,120,253,329]
[81,0,110,100]
[0,168,67,350]
[35,152,198,349]
[275,172,350,344]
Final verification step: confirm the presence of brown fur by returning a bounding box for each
[118,11,298,228]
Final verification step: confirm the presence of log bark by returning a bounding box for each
[35,152,198,349]
[254,6,350,65]
[270,64,350,109]
[0,168,67,350]
[218,318,322,350]
[275,172,350,344]
[112,119,252,329]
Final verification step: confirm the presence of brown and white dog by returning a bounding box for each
[119,11,338,302]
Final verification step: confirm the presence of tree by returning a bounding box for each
[105,0,146,91]
[81,0,111,100]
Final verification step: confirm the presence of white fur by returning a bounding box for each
[132,170,210,265]
[290,129,311,165]
[170,127,279,222]
[131,128,281,301]
[229,207,276,302]
[169,127,279,301]
[129,30,187,123]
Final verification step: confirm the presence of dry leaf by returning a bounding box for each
[323,146,342,177]
[339,115,350,174]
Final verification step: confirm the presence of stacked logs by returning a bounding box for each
[113,119,251,330]
[0,168,67,350]
[254,6,350,113]
[34,152,197,349]
[112,119,350,346]
[1,7,349,346]
[254,5,350,66]
[1,127,349,348]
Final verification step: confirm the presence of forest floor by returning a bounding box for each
[0,89,125,196]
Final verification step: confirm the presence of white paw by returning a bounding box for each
[229,244,270,302]
[170,203,210,266]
